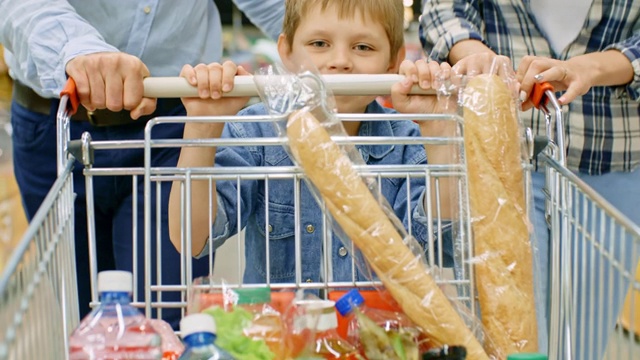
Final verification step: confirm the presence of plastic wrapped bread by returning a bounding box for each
[286,109,490,360]
[462,74,538,356]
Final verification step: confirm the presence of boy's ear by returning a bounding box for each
[277,34,295,69]
[388,46,407,73]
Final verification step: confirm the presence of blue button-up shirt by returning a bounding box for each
[199,101,450,284]
[0,0,284,98]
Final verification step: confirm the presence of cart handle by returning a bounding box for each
[60,77,80,115]
[530,81,554,109]
[59,74,436,105]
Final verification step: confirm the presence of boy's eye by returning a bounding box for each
[309,40,328,48]
[354,44,374,51]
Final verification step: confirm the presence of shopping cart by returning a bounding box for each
[0,74,637,360]
[531,85,640,359]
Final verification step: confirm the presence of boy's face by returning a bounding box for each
[278,4,404,113]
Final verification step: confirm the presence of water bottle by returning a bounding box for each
[68,270,162,359]
[179,313,234,360]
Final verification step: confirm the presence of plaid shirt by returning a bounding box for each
[420,0,640,174]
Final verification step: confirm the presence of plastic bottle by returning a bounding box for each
[178,313,235,360]
[335,289,423,355]
[68,270,162,359]
[233,287,284,357]
[290,299,361,359]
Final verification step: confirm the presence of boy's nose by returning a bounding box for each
[327,50,352,73]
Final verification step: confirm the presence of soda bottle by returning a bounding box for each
[290,299,361,360]
[232,287,284,357]
[335,289,422,357]
[178,313,234,360]
[68,270,162,359]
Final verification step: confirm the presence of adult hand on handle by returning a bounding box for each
[65,52,155,120]
[516,55,590,110]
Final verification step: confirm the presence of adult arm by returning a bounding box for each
[232,0,285,41]
[420,0,490,63]
[0,0,117,97]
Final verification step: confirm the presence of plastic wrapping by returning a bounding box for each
[188,278,293,360]
[253,64,492,359]
[282,294,360,359]
[188,276,295,315]
[147,319,184,360]
[439,58,540,357]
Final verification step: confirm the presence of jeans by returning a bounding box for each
[11,99,213,328]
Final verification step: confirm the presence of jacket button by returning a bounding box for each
[305,224,315,233]
[143,6,151,14]
[338,247,348,257]
[268,224,273,233]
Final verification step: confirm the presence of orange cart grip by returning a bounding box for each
[530,81,554,109]
[60,78,80,115]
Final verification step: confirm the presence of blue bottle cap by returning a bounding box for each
[335,289,365,316]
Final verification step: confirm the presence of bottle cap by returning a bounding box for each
[234,287,272,305]
[335,289,364,316]
[294,300,338,332]
[506,354,547,360]
[97,271,132,293]
[180,313,216,337]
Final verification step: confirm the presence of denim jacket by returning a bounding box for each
[198,101,444,284]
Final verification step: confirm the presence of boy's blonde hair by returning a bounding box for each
[282,0,405,58]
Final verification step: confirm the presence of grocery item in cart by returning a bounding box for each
[179,313,234,360]
[68,270,162,359]
[203,306,276,360]
[461,73,538,356]
[287,299,362,359]
[335,289,423,359]
[148,318,185,360]
[188,276,295,315]
[282,102,490,359]
[233,287,285,358]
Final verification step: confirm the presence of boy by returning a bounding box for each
[168,0,452,284]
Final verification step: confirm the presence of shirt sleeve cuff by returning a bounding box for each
[605,41,640,101]
[56,37,119,93]
[194,195,231,259]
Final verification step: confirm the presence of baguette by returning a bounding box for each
[287,110,490,360]
[462,74,538,356]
